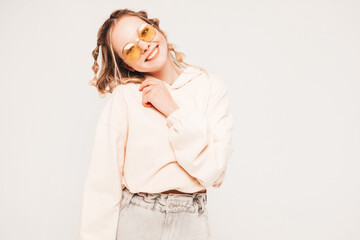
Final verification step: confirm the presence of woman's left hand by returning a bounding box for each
[138,78,179,117]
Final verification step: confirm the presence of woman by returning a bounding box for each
[78,8,234,240]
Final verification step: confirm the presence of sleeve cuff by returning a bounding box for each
[166,108,187,128]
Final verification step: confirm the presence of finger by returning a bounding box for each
[142,88,154,105]
[142,85,152,97]
[139,79,157,91]
[142,94,153,108]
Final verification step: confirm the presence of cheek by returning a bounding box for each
[160,44,168,57]
[159,40,168,57]
[124,61,137,70]
[157,34,168,54]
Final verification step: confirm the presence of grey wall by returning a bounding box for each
[0,0,359,239]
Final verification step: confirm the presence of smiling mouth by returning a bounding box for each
[145,44,160,62]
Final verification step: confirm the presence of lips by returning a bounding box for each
[145,44,159,62]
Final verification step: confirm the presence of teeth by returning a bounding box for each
[147,47,158,61]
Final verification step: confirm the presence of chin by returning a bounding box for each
[144,53,167,70]
[144,61,166,73]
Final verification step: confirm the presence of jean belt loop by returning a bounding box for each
[194,195,205,214]
[121,188,134,210]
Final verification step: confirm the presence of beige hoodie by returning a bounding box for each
[78,65,234,239]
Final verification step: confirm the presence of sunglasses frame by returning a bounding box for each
[122,23,157,61]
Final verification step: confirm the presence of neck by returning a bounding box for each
[147,56,184,85]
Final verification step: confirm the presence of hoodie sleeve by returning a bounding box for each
[78,86,128,240]
[166,75,234,188]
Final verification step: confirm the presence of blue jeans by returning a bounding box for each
[116,187,211,240]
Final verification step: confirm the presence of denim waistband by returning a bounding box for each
[120,187,208,214]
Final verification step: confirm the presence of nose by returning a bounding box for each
[136,38,150,54]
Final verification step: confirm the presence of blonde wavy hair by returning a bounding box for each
[89,8,208,97]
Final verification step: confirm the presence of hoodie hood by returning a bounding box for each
[145,65,203,90]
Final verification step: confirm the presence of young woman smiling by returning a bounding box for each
[78,8,234,240]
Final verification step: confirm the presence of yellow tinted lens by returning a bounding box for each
[123,43,141,61]
[138,23,156,42]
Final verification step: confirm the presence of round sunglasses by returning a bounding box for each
[122,23,157,61]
